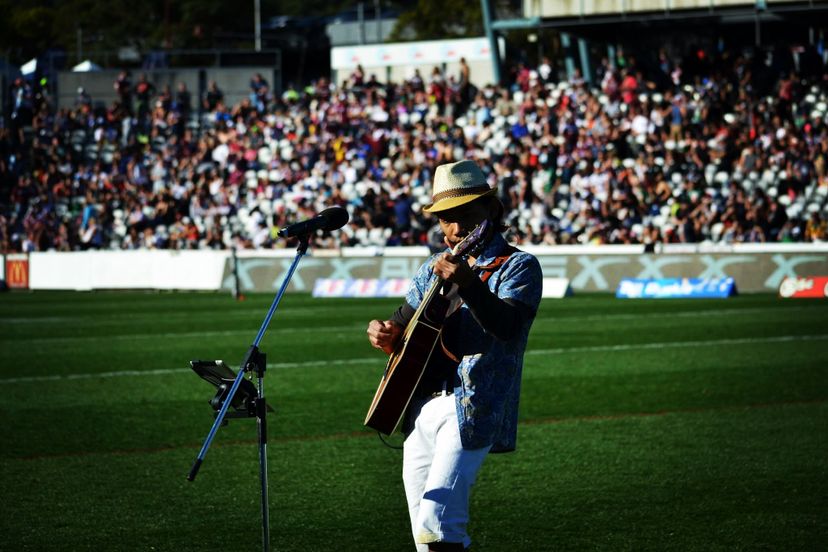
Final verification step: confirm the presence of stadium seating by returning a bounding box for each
[2,46,827,252]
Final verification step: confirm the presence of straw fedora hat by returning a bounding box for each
[423,160,497,213]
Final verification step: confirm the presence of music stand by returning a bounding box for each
[191,359,274,418]
[187,235,310,552]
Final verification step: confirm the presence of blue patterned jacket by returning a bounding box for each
[405,233,543,452]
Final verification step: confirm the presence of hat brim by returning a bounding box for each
[423,188,497,213]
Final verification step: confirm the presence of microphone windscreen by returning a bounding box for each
[319,206,349,232]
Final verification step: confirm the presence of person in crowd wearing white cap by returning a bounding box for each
[367,159,543,551]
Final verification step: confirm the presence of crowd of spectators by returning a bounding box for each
[2,44,828,253]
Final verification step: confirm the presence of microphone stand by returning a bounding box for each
[188,234,311,552]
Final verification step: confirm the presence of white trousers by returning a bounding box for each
[402,394,491,551]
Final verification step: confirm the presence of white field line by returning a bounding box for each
[2,304,826,344]
[1,325,366,344]
[2,303,825,326]
[546,304,826,323]
[2,334,826,384]
[0,305,371,324]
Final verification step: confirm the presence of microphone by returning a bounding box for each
[277,206,349,238]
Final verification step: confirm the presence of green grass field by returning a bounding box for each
[1,291,826,551]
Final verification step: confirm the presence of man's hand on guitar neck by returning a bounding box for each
[367,319,403,355]
[433,253,476,289]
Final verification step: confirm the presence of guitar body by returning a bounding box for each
[364,319,441,435]
[364,220,490,435]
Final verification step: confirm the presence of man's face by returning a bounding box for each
[437,199,490,249]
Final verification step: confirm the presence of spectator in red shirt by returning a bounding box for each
[620,69,638,105]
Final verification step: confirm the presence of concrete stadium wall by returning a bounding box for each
[57,67,281,111]
[17,244,828,294]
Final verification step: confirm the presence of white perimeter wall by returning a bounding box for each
[18,243,828,291]
[29,250,228,291]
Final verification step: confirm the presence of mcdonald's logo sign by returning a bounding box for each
[5,256,29,289]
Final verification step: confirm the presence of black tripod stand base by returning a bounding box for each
[187,458,203,481]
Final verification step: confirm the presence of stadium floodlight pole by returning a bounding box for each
[187,234,311,552]
[480,0,502,85]
[254,0,262,52]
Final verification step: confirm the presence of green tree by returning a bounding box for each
[0,0,429,65]
[0,0,57,61]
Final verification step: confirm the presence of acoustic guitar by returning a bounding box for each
[364,220,489,435]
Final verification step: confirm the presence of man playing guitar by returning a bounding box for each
[367,159,543,551]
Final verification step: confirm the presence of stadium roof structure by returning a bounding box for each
[481,0,827,82]
[517,0,828,29]
[483,0,828,38]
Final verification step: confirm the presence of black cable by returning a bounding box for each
[377,431,404,450]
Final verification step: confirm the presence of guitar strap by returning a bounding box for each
[438,246,519,364]
[476,246,519,283]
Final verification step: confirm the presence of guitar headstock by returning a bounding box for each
[450,219,490,257]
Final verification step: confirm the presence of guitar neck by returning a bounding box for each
[408,222,487,329]
[411,274,444,323]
